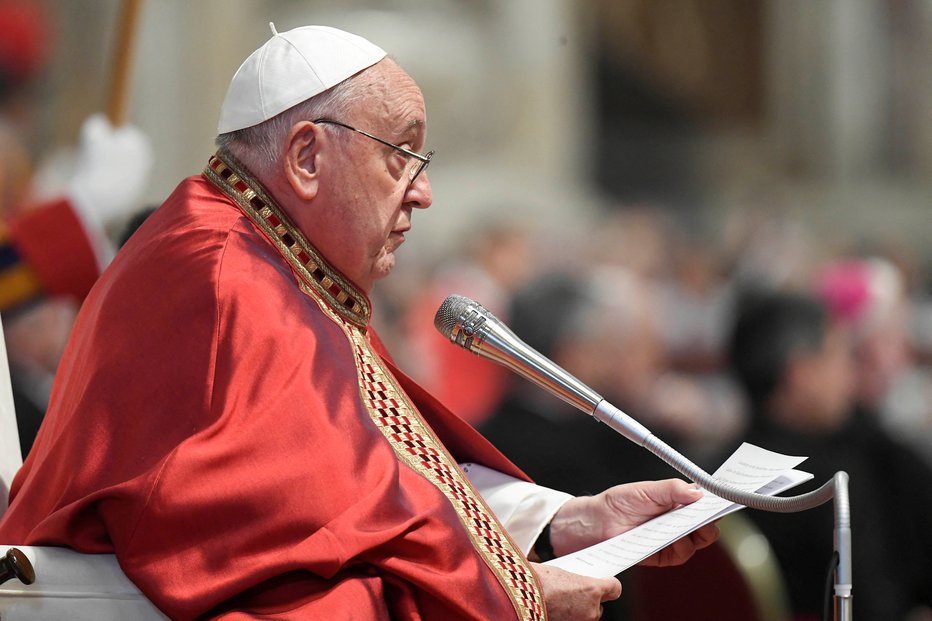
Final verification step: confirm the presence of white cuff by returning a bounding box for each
[460,462,573,555]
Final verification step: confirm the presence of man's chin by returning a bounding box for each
[370,253,397,285]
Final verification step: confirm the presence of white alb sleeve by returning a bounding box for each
[460,462,573,555]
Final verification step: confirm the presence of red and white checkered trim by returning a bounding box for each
[352,338,546,621]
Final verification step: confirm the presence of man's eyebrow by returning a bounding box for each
[399,118,425,136]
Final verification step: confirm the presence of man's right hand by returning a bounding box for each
[531,562,621,621]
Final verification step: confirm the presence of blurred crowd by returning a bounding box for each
[378,205,932,621]
[0,0,152,456]
[385,206,932,467]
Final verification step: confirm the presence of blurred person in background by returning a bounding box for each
[587,207,672,282]
[481,264,739,620]
[478,270,661,496]
[571,207,744,457]
[0,0,152,456]
[817,257,913,415]
[721,207,824,294]
[818,256,932,465]
[481,257,740,497]
[726,289,932,621]
[0,0,48,218]
[656,233,734,374]
[480,269,663,621]
[480,263,718,483]
[404,220,535,426]
[902,255,932,462]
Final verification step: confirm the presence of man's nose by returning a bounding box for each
[406,172,432,209]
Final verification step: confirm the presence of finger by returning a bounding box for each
[691,523,720,550]
[665,533,698,565]
[635,479,703,509]
[669,480,705,505]
[599,577,622,602]
[658,524,720,565]
[643,533,696,567]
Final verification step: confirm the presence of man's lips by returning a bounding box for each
[387,229,407,250]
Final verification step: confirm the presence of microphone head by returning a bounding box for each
[433,294,498,354]
[433,294,476,339]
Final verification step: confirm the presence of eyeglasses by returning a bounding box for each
[313,118,434,183]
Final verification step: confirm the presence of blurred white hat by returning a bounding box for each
[217,24,386,134]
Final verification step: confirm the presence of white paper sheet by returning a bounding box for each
[545,442,814,578]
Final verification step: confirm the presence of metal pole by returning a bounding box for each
[833,471,852,620]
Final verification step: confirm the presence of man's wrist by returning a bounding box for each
[533,522,557,562]
[547,495,602,557]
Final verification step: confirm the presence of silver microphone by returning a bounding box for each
[435,293,852,613]
[433,293,652,445]
[432,293,844,511]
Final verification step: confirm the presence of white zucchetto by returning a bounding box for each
[217,25,386,134]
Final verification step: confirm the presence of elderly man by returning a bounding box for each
[0,25,716,620]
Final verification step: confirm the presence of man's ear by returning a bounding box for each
[282,121,322,201]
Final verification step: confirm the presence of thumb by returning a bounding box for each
[597,576,622,602]
[648,478,704,507]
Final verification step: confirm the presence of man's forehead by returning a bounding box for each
[389,84,426,128]
[368,81,427,136]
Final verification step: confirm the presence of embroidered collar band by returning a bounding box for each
[203,150,371,328]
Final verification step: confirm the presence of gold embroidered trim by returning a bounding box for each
[203,151,370,328]
[301,281,545,621]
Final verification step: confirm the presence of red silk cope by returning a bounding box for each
[0,169,545,620]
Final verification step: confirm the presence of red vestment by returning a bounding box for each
[0,153,546,620]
